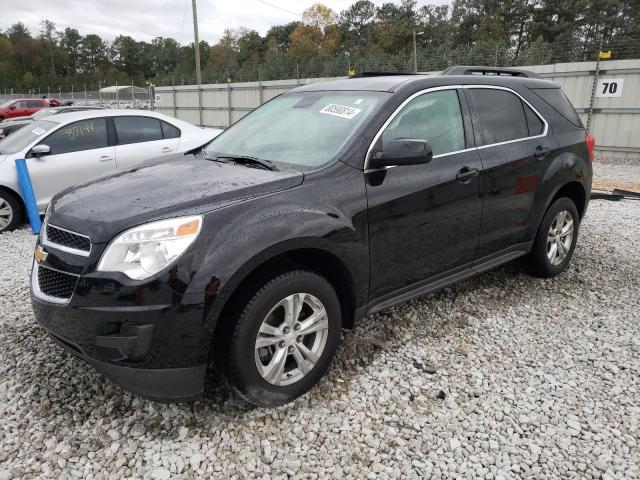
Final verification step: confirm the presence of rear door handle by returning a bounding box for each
[99,155,113,162]
[534,145,550,160]
[455,167,480,183]
[161,147,172,153]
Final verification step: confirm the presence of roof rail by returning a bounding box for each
[349,71,417,78]
[441,65,542,79]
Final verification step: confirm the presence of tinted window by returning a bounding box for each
[532,88,583,128]
[15,101,28,108]
[26,100,43,108]
[161,121,181,139]
[524,103,544,136]
[42,118,108,155]
[469,89,528,146]
[382,89,465,156]
[114,116,163,145]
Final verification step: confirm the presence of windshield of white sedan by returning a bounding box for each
[204,91,385,169]
[0,120,57,155]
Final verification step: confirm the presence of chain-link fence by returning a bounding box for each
[151,37,640,86]
[0,87,152,110]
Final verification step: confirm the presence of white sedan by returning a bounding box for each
[0,110,221,232]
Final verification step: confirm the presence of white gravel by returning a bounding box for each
[1,199,639,479]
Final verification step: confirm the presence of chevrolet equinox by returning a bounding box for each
[31,66,593,406]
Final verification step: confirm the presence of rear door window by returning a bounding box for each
[26,100,43,108]
[113,116,163,145]
[382,89,465,156]
[42,118,109,155]
[468,89,529,146]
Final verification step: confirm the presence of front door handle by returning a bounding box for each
[161,147,172,153]
[99,155,113,162]
[456,167,480,183]
[534,145,550,160]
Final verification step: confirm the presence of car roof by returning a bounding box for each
[293,73,557,93]
[43,109,184,124]
[48,105,106,111]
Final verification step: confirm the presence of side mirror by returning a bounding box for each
[9,105,16,110]
[30,144,51,158]
[369,138,433,169]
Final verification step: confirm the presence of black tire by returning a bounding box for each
[525,197,579,278]
[217,270,342,407]
[0,190,22,233]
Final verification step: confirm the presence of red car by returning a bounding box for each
[0,98,60,120]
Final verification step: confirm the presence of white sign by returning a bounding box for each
[31,127,46,136]
[155,94,161,104]
[596,78,624,98]
[319,103,362,120]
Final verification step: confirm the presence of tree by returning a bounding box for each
[39,20,58,76]
[237,29,266,64]
[340,0,377,53]
[59,28,82,74]
[80,34,109,76]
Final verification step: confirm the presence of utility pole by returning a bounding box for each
[192,0,202,87]
[587,36,604,133]
[412,31,424,73]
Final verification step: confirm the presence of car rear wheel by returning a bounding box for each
[525,197,579,278]
[218,270,341,407]
[0,191,21,233]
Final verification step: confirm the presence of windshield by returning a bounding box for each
[32,109,57,120]
[0,100,14,108]
[0,120,57,155]
[204,91,386,170]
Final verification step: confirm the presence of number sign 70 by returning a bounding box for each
[596,79,624,98]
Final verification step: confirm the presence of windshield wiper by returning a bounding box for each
[216,155,278,171]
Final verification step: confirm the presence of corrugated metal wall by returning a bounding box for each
[528,60,640,160]
[154,60,640,160]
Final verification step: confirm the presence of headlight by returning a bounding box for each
[97,216,202,280]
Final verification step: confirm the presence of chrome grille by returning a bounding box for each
[44,224,91,255]
[36,265,78,301]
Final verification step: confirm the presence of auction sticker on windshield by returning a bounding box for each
[319,104,362,120]
[32,127,46,136]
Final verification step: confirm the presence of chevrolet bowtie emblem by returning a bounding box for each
[34,246,48,264]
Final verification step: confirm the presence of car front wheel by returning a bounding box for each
[0,191,21,233]
[218,270,341,407]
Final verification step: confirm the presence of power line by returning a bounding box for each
[255,0,302,18]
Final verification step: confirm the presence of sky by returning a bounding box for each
[0,0,450,45]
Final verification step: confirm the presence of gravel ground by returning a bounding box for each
[593,156,640,192]
[1,199,639,480]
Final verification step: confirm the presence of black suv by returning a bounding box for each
[31,66,593,406]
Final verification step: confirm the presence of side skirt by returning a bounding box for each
[365,242,532,316]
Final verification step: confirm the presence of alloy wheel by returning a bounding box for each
[546,210,574,266]
[254,293,329,386]
[0,198,14,231]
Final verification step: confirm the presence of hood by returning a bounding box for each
[49,154,304,243]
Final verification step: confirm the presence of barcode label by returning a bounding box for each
[319,104,362,120]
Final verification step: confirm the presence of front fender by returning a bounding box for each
[184,163,369,327]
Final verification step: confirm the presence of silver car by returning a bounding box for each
[0,110,221,232]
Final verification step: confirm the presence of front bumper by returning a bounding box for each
[30,225,216,402]
[32,277,211,402]
[44,323,206,402]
